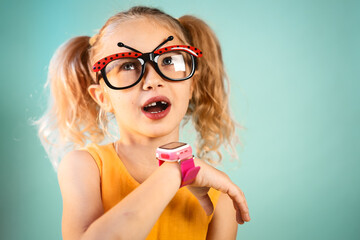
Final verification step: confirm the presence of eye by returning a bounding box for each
[122,62,135,70]
[162,57,173,65]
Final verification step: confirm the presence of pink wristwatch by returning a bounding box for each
[156,142,200,187]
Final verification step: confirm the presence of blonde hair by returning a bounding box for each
[35,6,242,170]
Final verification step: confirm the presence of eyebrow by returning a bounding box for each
[92,45,202,72]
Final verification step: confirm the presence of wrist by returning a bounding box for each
[160,161,182,187]
[156,142,200,188]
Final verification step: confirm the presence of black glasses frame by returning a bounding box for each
[92,36,203,90]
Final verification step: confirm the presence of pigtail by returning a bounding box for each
[35,6,241,169]
[179,16,237,164]
[36,36,107,170]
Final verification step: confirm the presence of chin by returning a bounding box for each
[141,124,179,139]
[145,130,175,139]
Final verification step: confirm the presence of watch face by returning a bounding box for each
[159,142,187,150]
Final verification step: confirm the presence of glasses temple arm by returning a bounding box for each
[117,42,142,53]
[116,35,174,54]
[152,36,174,51]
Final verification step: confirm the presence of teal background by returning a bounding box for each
[1,0,359,239]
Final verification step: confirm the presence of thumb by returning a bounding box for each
[196,194,214,216]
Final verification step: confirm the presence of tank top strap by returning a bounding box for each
[80,143,105,176]
[81,142,140,211]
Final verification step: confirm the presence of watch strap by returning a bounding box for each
[179,157,200,187]
[158,157,200,188]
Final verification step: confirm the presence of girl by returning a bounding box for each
[37,6,250,240]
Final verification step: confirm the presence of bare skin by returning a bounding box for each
[58,150,249,240]
[58,17,250,240]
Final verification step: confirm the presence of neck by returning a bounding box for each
[115,127,180,168]
[113,128,180,183]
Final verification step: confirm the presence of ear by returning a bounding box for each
[88,84,114,113]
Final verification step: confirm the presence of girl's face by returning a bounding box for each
[93,18,193,141]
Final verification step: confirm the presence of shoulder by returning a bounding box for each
[57,150,104,239]
[58,149,100,180]
[59,142,112,178]
[57,149,102,204]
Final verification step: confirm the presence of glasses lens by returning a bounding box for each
[104,58,142,88]
[157,51,193,80]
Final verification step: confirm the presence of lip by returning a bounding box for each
[141,95,172,120]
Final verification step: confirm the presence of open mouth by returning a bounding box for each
[143,101,169,113]
[141,96,172,120]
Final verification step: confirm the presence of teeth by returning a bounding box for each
[145,101,168,108]
[145,102,157,107]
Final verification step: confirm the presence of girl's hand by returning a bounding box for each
[186,158,250,224]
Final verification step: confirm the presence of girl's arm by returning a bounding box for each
[58,150,182,240]
[187,158,250,225]
[58,150,250,240]
[206,193,239,240]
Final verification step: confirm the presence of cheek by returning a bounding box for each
[187,81,194,101]
[108,93,137,115]
[176,83,193,109]
[189,81,194,99]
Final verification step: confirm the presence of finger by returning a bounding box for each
[197,194,214,216]
[237,212,244,225]
[228,185,250,222]
[233,201,244,224]
[241,191,249,209]
[239,190,250,220]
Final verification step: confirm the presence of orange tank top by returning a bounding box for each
[82,142,221,240]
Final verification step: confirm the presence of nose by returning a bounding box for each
[141,64,164,90]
